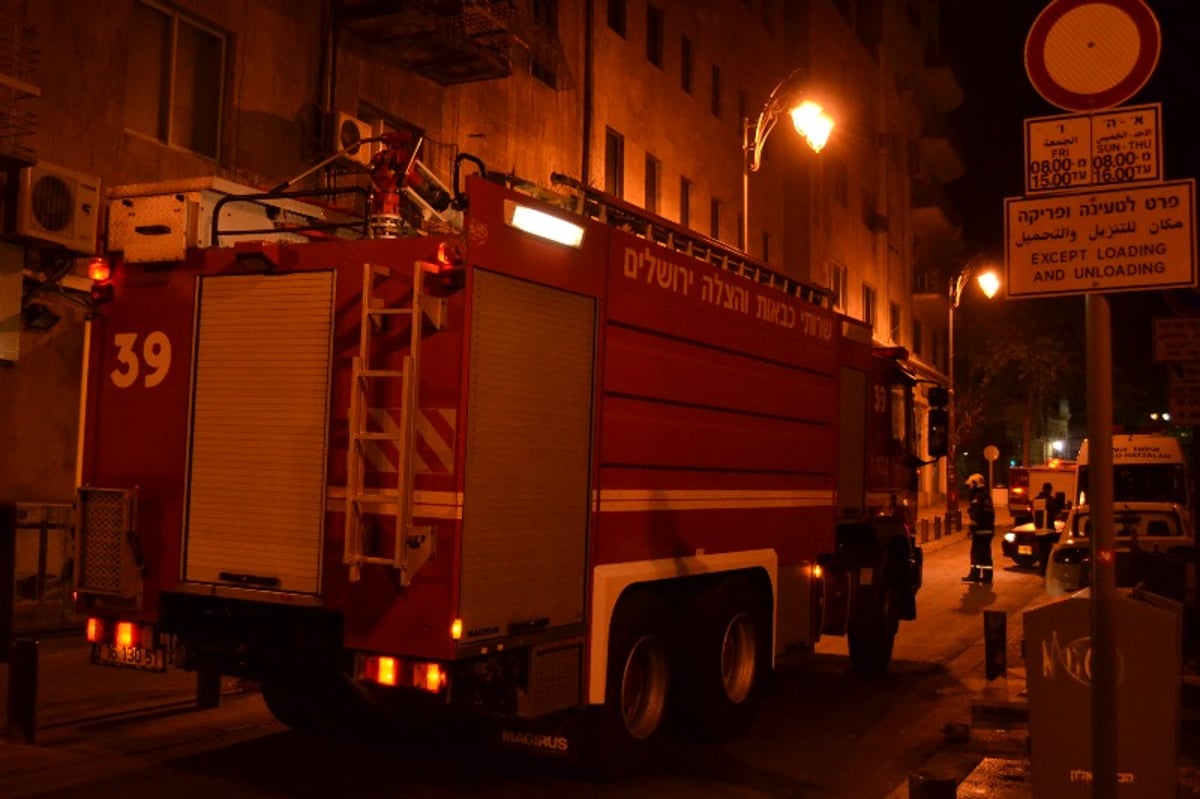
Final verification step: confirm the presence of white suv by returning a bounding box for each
[1044,502,1194,597]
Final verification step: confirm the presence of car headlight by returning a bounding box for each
[1004,532,1016,543]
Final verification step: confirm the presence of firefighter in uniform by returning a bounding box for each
[962,473,995,584]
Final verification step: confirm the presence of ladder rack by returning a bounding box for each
[547,172,833,308]
[343,261,446,585]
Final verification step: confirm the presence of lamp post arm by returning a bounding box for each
[952,270,969,308]
[744,68,806,174]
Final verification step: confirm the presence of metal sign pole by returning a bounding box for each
[1086,293,1117,799]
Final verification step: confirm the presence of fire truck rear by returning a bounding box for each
[74,143,932,761]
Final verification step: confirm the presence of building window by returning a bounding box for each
[644,154,660,214]
[710,197,721,240]
[830,262,847,311]
[862,283,877,335]
[125,1,226,159]
[889,301,901,343]
[607,0,626,36]
[680,36,692,93]
[912,319,924,357]
[711,64,721,117]
[646,5,664,67]
[530,0,559,86]
[605,128,624,198]
[680,176,691,227]
[762,231,770,262]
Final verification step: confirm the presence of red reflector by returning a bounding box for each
[87,258,111,282]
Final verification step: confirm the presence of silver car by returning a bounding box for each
[1044,503,1194,597]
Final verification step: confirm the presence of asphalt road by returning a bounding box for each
[0,527,1047,799]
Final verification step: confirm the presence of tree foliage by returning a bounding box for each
[953,296,1083,466]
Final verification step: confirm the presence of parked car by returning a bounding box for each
[1002,518,1066,570]
[1044,502,1195,597]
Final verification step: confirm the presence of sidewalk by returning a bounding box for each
[899,502,1200,798]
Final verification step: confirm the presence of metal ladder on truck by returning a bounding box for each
[344,261,445,584]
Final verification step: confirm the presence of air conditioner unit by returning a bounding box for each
[334,112,374,168]
[15,161,101,253]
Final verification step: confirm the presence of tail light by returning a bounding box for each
[363,654,449,694]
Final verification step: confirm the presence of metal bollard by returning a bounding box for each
[6,638,39,743]
[908,769,957,798]
[919,518,930,543]
[984,610,1007,680]
[933,515,942,540]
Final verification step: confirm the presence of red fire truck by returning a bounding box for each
[74,143,933,762]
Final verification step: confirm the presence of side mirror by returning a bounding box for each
[927,408,948,458]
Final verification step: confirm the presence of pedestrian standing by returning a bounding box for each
[1032,481,1062,574]
[962,473,995,584]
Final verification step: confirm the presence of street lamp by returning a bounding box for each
[742,69,834,250]
[947,256,1001,525]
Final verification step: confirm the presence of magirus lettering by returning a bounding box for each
[500,729,570,751]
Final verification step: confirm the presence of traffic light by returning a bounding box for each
[927,409,948,458]
[927,385,949,458]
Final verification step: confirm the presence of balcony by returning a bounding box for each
[922,63,963,115]
[912,176,961,241]
[334,0,572,89]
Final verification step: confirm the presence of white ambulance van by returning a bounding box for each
[1075,433,1190,516]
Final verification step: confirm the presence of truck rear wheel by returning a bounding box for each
[675,576,767,740]
[848,583,898,675]
[588,590,672,774]
[261,662,371,732]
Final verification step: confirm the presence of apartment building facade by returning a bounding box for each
[0,0,963,508]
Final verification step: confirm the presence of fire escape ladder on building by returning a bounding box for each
[344,261,445,585]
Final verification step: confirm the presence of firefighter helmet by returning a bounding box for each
[965,473,986,489]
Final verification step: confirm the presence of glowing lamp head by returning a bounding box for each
[976,270,1001,299]
[789,100,834,153]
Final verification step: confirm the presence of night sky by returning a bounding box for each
[939,1,1200,437]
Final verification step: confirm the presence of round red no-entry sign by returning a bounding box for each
[1025,0,1160,112]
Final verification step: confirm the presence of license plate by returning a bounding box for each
[91,642,167,672]
[1018,545,1033,555]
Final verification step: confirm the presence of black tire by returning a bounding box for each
[848,583,898,675]
[674,576,768,741]
[261,666,322,730]
[588,591,672,774]
[261,662,373,733]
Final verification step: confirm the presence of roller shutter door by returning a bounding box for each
[183,271,334,594]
